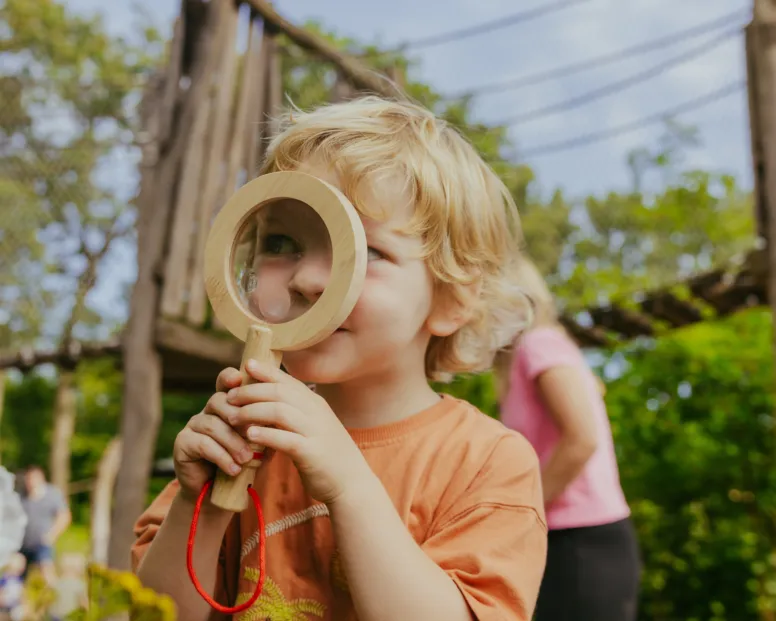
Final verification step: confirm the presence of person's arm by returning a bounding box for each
[136,488,232,621]
[329,472,474,621]
[44,491,72,545]
[534,365,598,504]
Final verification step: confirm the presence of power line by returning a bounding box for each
[397,0,589,52]
[497,26,742,126]
[517,80,744,158]
[445,8,749,99]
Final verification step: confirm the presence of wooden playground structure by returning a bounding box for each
[0,0,773,570]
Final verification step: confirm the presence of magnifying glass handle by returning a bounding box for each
[210,324,281,512]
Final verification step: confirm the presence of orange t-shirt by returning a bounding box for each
[132,394,547,620]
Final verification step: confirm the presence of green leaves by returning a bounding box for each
[605,309,775,619]
[0,0,162,351]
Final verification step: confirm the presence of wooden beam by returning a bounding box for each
[640,291,702,327]
[156,318,243,367]
[589,305,654,338]
[243,0,400,98]
[0,340,122,371]
[558,316,611,347]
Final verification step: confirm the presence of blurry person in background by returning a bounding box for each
[19,466,71,584]
[49,553,87,621]
[494,259,641,621]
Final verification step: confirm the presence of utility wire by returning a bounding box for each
[518,80,744,158]
[396,0,589,52]
[445,8,749,99]
[496,26,742,126]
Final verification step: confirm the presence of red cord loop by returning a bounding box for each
[187,480,266,614]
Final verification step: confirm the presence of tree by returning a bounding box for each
[0,0,162,492]
[605,308,774,620]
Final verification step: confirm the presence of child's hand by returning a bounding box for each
[223,360,371,506]
[173,367,254,503]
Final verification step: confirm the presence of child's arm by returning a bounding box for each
[134,367,248,621]
[330,473,474,620]
[136,489,232,621]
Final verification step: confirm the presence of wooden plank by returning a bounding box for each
[242,0,399,98]
[186,0,241,326]
[244,21,272,179]
[158,15,184,145]
[266,30,284,137]
[159,92,214,318]
[254,27,279,169]
[223,14,262,202]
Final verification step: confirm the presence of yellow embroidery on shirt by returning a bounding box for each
[237,573,326,621]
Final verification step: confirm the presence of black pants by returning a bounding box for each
[535,517,641,621]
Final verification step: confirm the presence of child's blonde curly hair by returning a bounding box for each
[259,96,533,382]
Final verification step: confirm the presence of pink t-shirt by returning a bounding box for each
[500,327,631,530]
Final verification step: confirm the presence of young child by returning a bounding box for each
[132,96,548,620]
[0,553,26,621]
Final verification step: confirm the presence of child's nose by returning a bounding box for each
[289,255,331,302]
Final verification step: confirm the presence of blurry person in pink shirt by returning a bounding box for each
[495,259,641,621]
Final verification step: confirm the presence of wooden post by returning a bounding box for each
[108,0,227,570]
[748,0,776,390]
[0,370,5,465]
[49,369,76,496]
[91,438,122,565]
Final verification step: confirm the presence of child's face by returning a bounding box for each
[254,161,448,385]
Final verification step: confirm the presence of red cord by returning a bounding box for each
[187,480,266,614]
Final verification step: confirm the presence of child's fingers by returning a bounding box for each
[246,426,306,461]
[215,367,243,393]
[244,359,298,386]
[188,413,254,465]
[234,402,304,434]
[203,392,241,425]
[176,428,242,476]
[226,381,312,413]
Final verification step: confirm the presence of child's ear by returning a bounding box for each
[427,276,482,337]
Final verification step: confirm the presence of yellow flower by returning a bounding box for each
[116,571,143,594]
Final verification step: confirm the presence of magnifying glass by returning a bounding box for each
[203,171,368,512]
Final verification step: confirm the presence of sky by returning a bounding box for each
[55,0,754,329]
[63,0,753,198]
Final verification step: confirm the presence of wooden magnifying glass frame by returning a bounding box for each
[203,171,367,511]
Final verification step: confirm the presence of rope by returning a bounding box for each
[187,479,266,614]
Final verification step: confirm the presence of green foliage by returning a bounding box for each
[0,0,163,350]
[605,308,775,620]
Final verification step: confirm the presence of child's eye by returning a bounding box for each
[367,247,385,262]
[261,234,300,256]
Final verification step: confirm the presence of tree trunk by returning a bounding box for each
[0,369,6,465]
[49,369,76,495]
[91,438,122,565]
